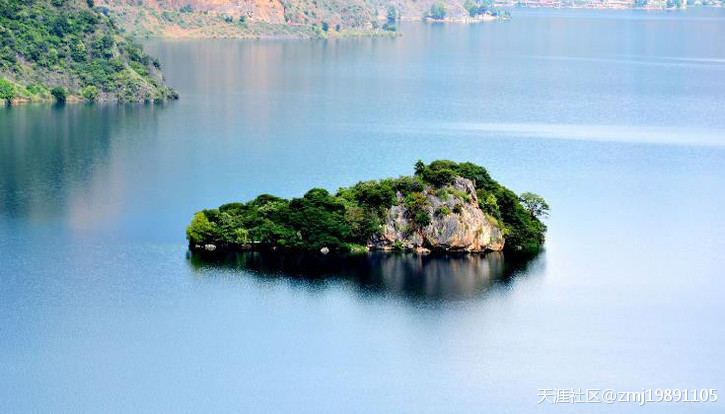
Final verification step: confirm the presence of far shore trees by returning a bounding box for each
[383,5,398,31]
[428,3,447,20]
[387,6,397,23]
[464,0,492,17]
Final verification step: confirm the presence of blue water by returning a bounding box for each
[1,8,724,412]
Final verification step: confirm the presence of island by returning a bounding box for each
[0,0,177,105]
[187,160,549,255]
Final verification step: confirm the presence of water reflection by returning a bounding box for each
[187,250,543,301]
[0,103,165,222]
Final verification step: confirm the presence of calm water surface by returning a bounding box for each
[2,9,724,413]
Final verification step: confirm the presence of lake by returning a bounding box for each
[1,8,724,413]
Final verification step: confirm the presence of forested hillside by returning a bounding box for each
[0,0,177,104]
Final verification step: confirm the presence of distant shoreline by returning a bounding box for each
[100,4,722,41]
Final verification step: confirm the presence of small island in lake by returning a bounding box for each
[187,160,549,255]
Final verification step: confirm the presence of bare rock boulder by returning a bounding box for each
[369,177,504,252]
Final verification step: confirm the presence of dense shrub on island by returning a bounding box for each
[187,160,549,254]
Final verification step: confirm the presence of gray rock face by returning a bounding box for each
[368,177,505,252]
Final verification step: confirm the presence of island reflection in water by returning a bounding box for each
[187,250,544,301]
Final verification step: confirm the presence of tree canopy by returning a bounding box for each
[428,3,447,20]
[519,192,550,219]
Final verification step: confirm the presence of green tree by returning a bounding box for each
[386,5,397,23]
[0,78,16,104]
[464,0,477,16]
[478,190,501,219]
[420,163,456,186]
[322,21,329,32]
[414,159,426,176]
[404,192,431,228]
[351,180,395,208]
[382,23,396,32]
[288,189,351,250]
[186,212,216,244]
[71,41,87,62]
[51,86,67,103]
[82,85,98,101]
[234,228,250,244]
[519,192,550,219]
[428,3,446,20]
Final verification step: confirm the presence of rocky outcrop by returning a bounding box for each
[369,177,504,253]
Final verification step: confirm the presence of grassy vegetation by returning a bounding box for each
[0,0,177,104]
[187,160,549,254]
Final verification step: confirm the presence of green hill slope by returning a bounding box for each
[0,0,177,104]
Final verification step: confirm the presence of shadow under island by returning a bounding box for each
[186,250,545,302]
